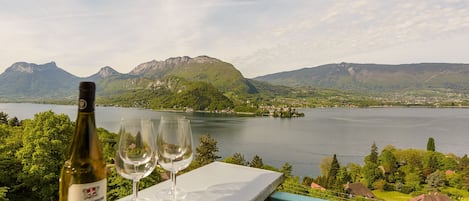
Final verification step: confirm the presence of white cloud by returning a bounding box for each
[1,0,469,78]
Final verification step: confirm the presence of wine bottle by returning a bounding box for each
[59,82,107,201]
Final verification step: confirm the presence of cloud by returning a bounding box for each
[1,0,469,77]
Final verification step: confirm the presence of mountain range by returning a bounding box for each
[255,62,469,94]
[1,56,469,106]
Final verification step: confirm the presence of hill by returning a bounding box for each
[254,62,469,94]
[0,62,80,100]
[0,56,263,110]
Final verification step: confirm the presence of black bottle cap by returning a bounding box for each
[78,82,96,112]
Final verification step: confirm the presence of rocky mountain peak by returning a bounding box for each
[97,66,120,78]
[6,61,58,74]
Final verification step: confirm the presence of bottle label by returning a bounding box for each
[68,179,107,201]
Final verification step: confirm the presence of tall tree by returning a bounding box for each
[366,142,379,164]
[195,134,221,167]
[327,154,340,189]
[427,137,435,152]
[15,110,74,201]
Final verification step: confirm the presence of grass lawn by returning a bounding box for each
[373,188,469,201]
[372,190,412,201]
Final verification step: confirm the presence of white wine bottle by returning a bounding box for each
[59,82,107,201]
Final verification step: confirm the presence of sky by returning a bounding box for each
[1,0,469,78]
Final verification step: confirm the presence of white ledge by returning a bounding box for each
[118,161,284,201]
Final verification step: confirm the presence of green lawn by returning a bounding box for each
[372,190,412,201]
[373,188,469,201]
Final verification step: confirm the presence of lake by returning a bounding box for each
[1,103,469,177]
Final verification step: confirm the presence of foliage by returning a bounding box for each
[0,112,7,125]
[223,152,247,166]
[249,155,264,169]
[0,187,8,201]
[281,163,293,178]
[326,154,340,189]
[427,137,436,152]
[16,111,74,201]
[194,134,221,167]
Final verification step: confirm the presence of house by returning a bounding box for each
[410,192,452,201]
[310,182,326,191]
[344,182,375,199]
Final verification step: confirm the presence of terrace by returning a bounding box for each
[117,162,380,201]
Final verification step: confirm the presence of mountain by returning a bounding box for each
[254,63,469,94]
[87,66,122,80]
[0,56,259,104]
[0,62,80,99]
[128,56,257,94]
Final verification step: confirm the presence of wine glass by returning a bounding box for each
[156,116,194,201]
[117,118,157,201]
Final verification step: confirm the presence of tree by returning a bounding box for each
[281,163,293,178]
[7,117,20,127]
[427,137,435,152]
[249,155,264,168]
[15,110,74,201]
[366,142,379,164]
[327,154,340,189]
[0,112,7,125]
[379,149,398,182]
[224,152,247,166]
[319,156,332,177]
[423,151,443,177]
[426,170,445,189]
[363,161,383,189]
[347,163,362,183]
[195,134,221,167]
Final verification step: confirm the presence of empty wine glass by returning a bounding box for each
[117,118,157,201]
[156,116,193,201]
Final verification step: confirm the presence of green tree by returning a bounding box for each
[0,112,7,125]
[363,161,383,189]
[249,155,264,168]
[281,163,293,178]
[427,137,435,152]
[319,156,332,177]
[224,152,247,166]
[7,117,20,127]
[426,170,445,189]
[327,154,340,189]
[195,134,221,167]
[404,171,422,192]
[15,110,74,201]
[423,151,443,177]
[347,163,362,183]
[366,142,379,164]
[379,149,398,182]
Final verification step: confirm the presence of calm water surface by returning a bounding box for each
[2,103,469,177]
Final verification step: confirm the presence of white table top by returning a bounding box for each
[117,161,284,201]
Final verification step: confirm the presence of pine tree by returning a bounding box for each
[366,142,379,164]
[327,154,340,189]
[427,137,435,152]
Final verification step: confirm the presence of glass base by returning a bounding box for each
[155,187,187,201]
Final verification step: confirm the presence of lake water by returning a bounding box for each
[1,103,469,177]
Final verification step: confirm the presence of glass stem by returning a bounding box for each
[171,159,176,201]
[133,180,139,200]
[133,164,140,200]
